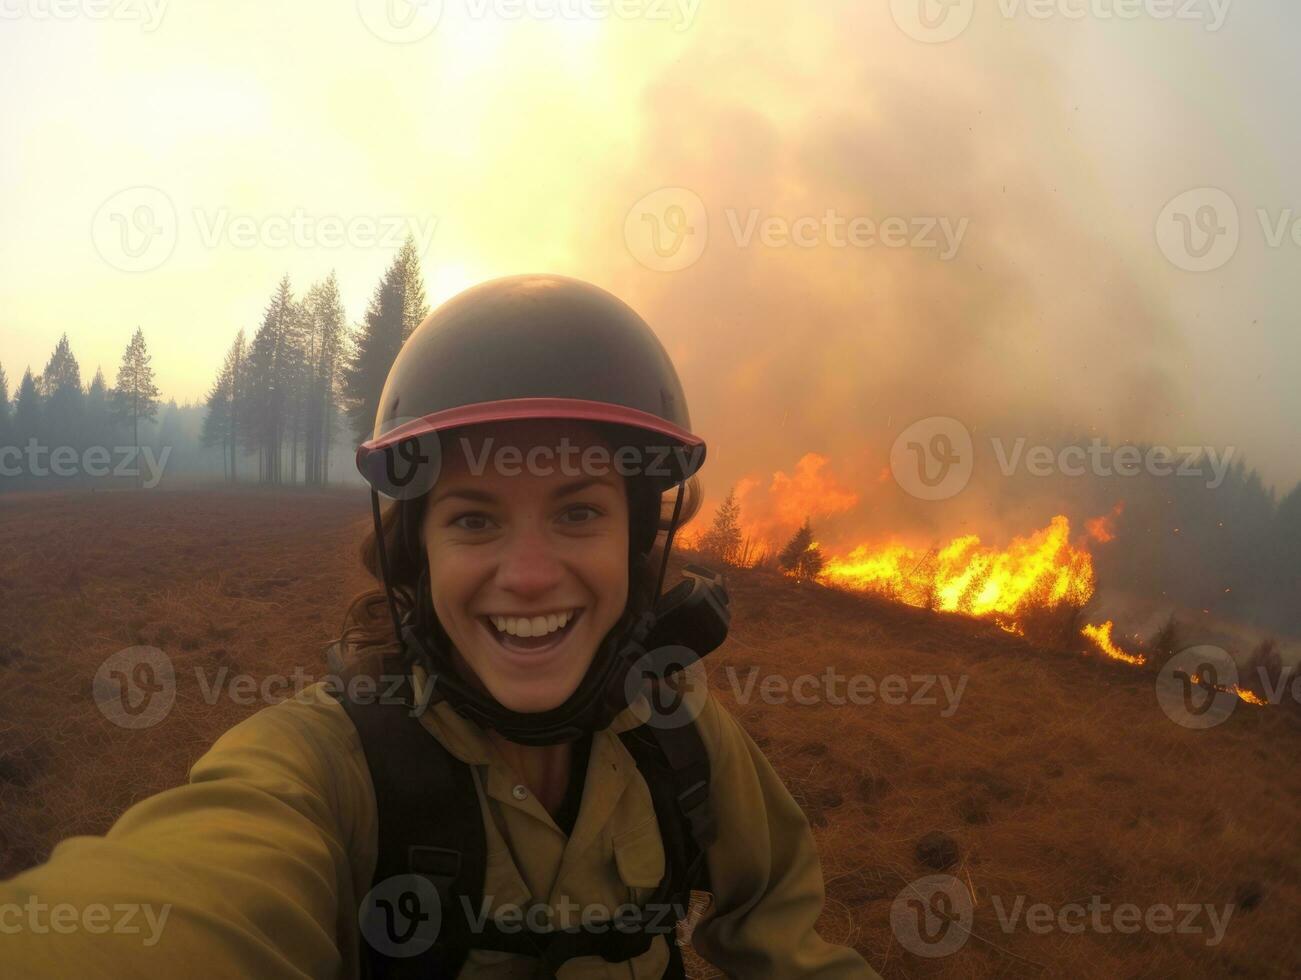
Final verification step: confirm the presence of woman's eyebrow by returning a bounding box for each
[431,475,616,507]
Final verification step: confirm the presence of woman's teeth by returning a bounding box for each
[489,609,576,638]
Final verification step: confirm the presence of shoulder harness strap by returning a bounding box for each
[331,659,715,980]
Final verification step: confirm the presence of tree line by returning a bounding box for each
[0,236,428,489]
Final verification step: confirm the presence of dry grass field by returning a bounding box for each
[1,488,1297,977]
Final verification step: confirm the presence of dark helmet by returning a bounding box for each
[354,274,709,744]
[357,273,705,495]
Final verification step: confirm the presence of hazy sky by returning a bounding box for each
[2,0,1297,540]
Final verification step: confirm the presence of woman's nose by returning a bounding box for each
[494,527,565,596]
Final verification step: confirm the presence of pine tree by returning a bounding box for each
[698,486,744,565]
[0,362,9,444]
[343,236,429,441]
[13,369,41,445]
[41,333,85,449]
[302,273,347,485]
[396,235,428,340]
[202,357,235,479]
[777,517,825,581]
[113,327,160,488]
[157,398,183,465]
[242,277,296,483]
[284,297,310,484]
[84,367,112,452]
[202,331,249,482]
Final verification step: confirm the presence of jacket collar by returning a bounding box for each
[408,661,651,768]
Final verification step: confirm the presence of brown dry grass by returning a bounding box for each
[1,488,1298,978]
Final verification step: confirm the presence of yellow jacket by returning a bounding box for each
[1,674,879,979]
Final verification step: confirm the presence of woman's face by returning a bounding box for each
[421,419,631,714]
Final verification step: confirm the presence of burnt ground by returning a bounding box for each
[1,488,1298,978]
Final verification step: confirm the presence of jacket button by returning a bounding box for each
[511,784,528,800]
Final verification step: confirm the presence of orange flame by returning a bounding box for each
[819,515,1095,621]
[1190,674,1269,707]
[1080,620,1146,666]
[1085,500,1125,544]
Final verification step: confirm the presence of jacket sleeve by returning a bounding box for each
[0,684,376,980]
[688,692,882,979]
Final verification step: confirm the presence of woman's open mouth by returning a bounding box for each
[477,608,584,659]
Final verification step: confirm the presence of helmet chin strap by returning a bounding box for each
[368,482,687,745]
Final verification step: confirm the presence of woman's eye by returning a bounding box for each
[561,505,601,524]
[451,513,494,531]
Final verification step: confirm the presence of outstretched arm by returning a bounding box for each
[0,685,375,979]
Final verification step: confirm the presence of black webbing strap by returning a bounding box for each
[334,666,713,979]
[332,669,486,979]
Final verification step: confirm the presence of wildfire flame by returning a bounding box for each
[1189,674,1269,707]
[696,474,1274,706]
[1085,500,1125,544]
[1079,620,1146,666]
[818,515,1094,624]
